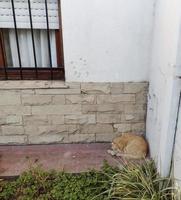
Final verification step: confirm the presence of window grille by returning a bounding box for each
[0,0,64,80]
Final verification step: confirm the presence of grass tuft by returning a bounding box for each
[104,160,176,200]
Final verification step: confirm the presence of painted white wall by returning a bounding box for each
[61,0,155,82]
[146,0,181,176]
[61,0,181,178]
[174,94,181,187]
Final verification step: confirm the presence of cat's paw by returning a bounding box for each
[107,149,116,156]
[116,152,122,157]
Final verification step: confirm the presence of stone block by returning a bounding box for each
[124,114,135,121]
[136,91,148,103]
[25,125,79,136]
[110,83,124,94]
[81,83,111,94]
[0,90,20,95]
[69,134,95,143]
[32,105,81,115]
[35,88,81,95]
[25,125,67,136]
[65,114,96,124]
[97,94,135,104]
[82,104,124,114]
[67,125,80,135]
[0,94,21,105]
[20,89,35,94]
[124,104,145,114]
[48,115,64,125]
[22,95,52,105]
[113,124,132,132]
[1,125,24,135]
[121,113,145,122]
[6,115,23,125]
[97,114,121,123]
[0,80,69,89]
[28,134,69,144]
[123,82,148,93]
[0,116,6,125]
[52,95,65,104]
[80,124,113,134]
[0,106,31,115]
[23,115,49,125]
[132,123,145,132]
[0,135,28,144]
[96,133,115,142]
[65,82,81,89]
[65,95,96,104]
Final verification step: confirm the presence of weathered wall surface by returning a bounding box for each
[146,0,181,176]
[61,0,156,82]
[0,81,148,145]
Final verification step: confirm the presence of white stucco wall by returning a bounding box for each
[61,0,155,82]
[62,0,181,178]
[146,0,181,176]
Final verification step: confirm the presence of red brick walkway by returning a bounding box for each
[0,143,119,177]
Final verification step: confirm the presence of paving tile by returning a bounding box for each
[0,143,119,177]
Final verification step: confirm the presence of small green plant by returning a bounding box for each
[0,162,117,200]
[103,160,176,200]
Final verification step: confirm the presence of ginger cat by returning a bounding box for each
[108,133,148,159]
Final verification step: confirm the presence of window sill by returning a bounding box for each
[0,80,69,90]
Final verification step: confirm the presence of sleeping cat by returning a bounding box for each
[108,133,148,159]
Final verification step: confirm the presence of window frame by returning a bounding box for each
[0,0,65,81]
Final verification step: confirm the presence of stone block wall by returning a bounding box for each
[0,81,148,145]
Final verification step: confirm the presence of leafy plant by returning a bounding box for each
[0,162,117,200]
[103,160,176,200]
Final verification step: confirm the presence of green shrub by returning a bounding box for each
[0,162,117,200]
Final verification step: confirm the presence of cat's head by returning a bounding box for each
[112,138,119,151]
[112,136,125,152]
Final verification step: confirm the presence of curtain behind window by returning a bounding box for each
[3,29,57,68]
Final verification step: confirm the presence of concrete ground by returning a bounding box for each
[0,143,120,177]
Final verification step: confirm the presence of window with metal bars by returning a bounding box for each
[0,0,64,80]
